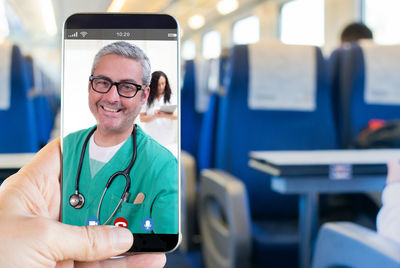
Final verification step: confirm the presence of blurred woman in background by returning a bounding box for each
[140,71,177,156]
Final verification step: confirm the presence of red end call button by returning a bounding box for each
[114,217,128,228]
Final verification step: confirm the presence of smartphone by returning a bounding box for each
[61,13,180,253]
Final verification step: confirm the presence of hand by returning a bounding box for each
[154,110,165,117]
[386,159,400,184]
[0,139,166,268]
[155,110,176,120]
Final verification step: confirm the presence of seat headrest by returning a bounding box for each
[195,58,220,113]
[360,42,400,106]
[247,41,317,111]
[0,40,13,110]
[194,58,210,113]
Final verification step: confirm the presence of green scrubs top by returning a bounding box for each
[62,125,178,234]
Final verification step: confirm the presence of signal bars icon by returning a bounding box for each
[68,32,78,38]
[67,31,88,38]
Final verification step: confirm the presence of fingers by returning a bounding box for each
[19,138,62,185]
[121,254,166,268]
[1,138,63,218]
[55,260,74,268]
[75,253,166,268]
[0,139,62,218]
[52,221,165,267]
[51,223,133,262]
[1,138,61,189]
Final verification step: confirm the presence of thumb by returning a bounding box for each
[51,222,133,262]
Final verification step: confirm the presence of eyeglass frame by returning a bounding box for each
[89,75,146,98]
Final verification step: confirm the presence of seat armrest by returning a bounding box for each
[312,222,400,268]
[200,169,251,268]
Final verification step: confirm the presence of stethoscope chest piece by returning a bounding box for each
[69,192,85,209]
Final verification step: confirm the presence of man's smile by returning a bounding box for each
[101,105,121,113]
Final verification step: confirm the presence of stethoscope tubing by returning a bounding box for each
[74,127,97,195]
[70,125,137,225]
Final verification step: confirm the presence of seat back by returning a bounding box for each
[200,170,251,268]
[215,42,337,218]
[333,42,400,148]
[181,60,203,157]
[24,56,54,147]
[0,45,39,153]
[180,151,198,253]
[327,48,345,147]
[312,222,400,268]
[197,55,230,171]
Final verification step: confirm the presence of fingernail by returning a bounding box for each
[111,227,133,251]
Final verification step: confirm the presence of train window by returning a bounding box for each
[202,30,221,59]
[280,0,324,46]
[182,40,196,60]
[364,0,400,44]
[232,15,260,45]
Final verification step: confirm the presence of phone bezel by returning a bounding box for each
[62,13,181,253]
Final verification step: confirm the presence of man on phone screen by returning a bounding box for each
[62,41,178,234]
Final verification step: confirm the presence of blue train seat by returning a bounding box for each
[0,45,39,153]
[180,59,203,253]
[331,41,400,148]
[197,55,230,171]
[181,60,203,158]
[312,222,400,268]
[24,56,54,147]
[327,47,345,148]
[200,41,337,268]
[180,55,231,255]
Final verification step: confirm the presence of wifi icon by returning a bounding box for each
[80,31,88,38]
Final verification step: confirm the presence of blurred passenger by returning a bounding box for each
[340,22,373,44]
[140,71,177,156]
[377,160,400,244]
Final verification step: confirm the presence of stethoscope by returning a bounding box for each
[69,125,137,225]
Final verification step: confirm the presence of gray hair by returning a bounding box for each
[91,41,151,86]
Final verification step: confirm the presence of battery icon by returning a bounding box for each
[168,33,177,37]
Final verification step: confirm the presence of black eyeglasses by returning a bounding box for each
[89,76,145,98]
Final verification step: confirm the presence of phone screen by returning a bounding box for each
[61,14,180,252]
